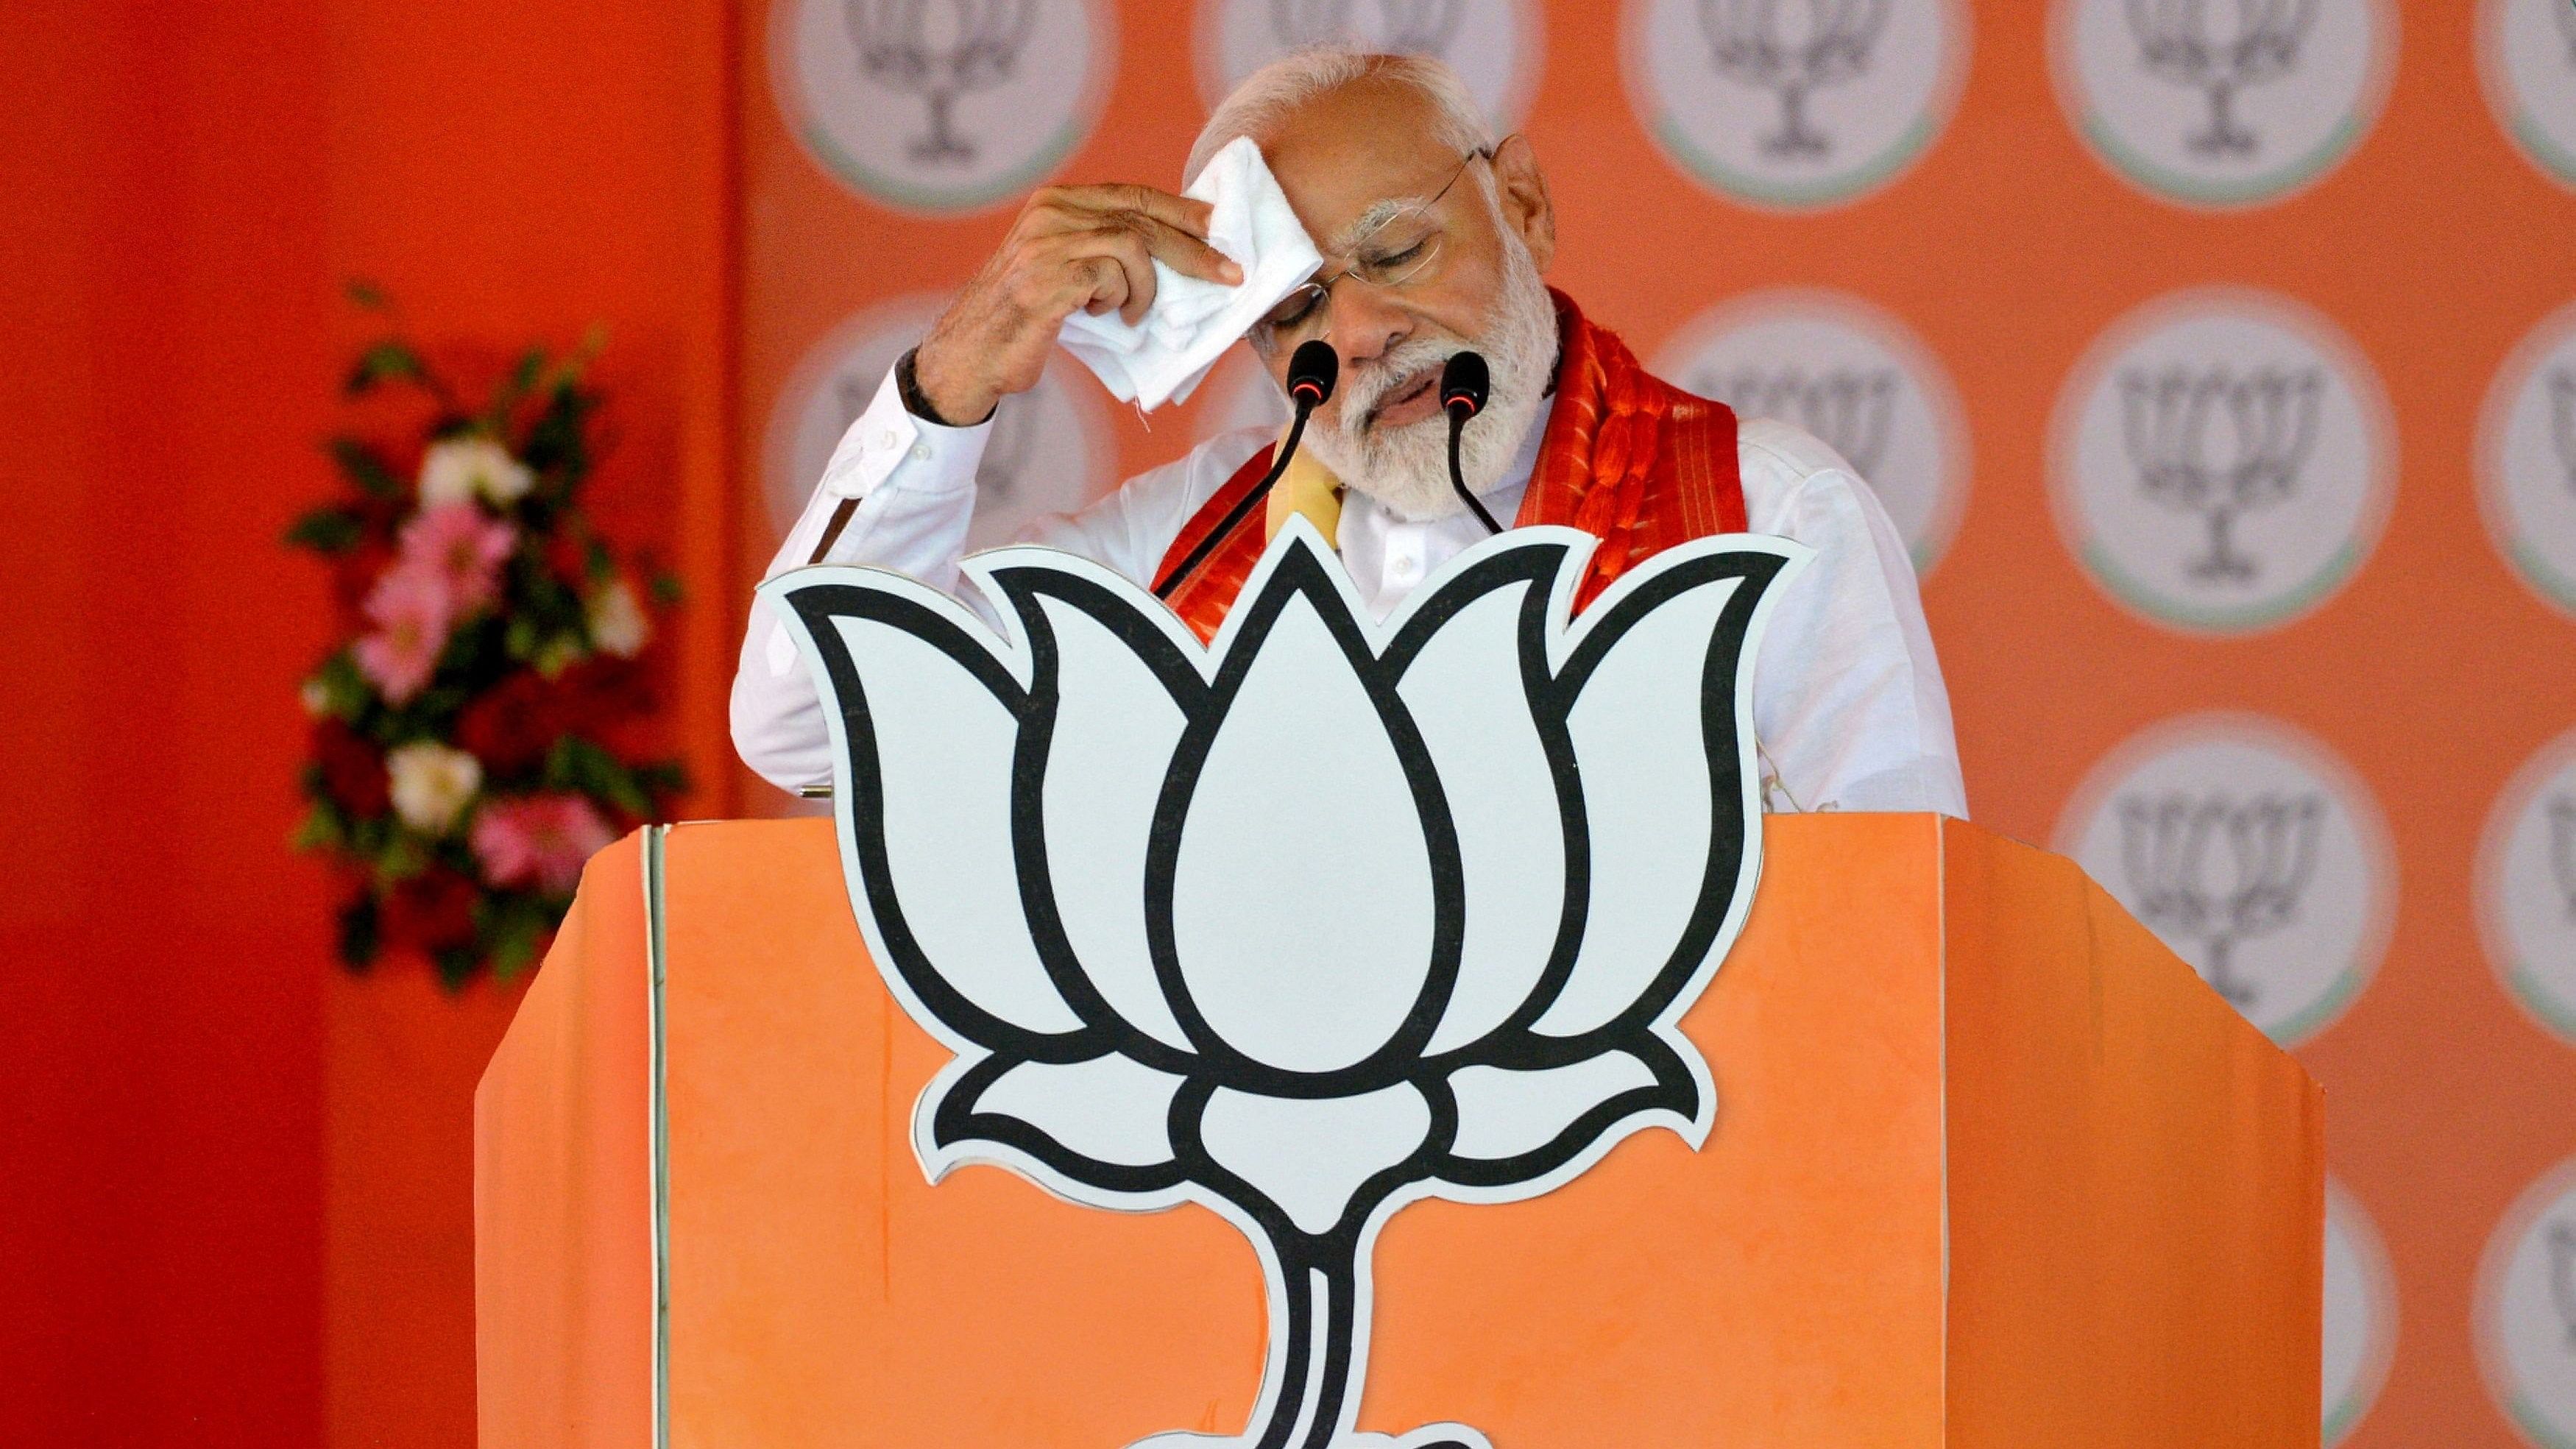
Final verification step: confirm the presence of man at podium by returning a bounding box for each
[732,50,1967,821]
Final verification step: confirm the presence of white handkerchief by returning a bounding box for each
[1055,137,1323,411]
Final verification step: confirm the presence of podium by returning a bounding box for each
[476,813,2321,1448]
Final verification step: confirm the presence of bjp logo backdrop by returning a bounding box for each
[2480,0,2576,192]
[772,0,1114,213]
[2050,287,2393,636]
[2051,0,2395,208]
[2479,1155,2576,1448]
[1621,0,1969,210]
[2479,726,2576,1048]
[2056,711,2394,1048]
[1652,288,1970,575]
[1195,0,1542,130]
[2322,1176,2399,1447]
[2481,302,2576,620]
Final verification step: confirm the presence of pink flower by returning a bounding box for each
[353,564,455,704]
[398,502,514,614]
[471,793,616,896]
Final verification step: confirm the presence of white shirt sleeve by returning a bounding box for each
[728,356,1264,793]
[1735,418,1968,818]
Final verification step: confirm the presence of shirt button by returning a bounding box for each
[1390,554,1420,581]
[910,443,932,461]
[877,430,899,450]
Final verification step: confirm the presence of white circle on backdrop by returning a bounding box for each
[1195,0,1542,132]
[2480,302,2576,619]
[1652,288,1970,575]
[2324,1176,2399,1447]
[2480,0,2576,192]
[1622,0,1970,211]
[772,0,1114,214]
[2050,0,2396,209]
[2049,288,2393,635]
[2477,1155,2576,1448]
[763,294,1117,554]
[2054,712,2395,1047]
[2479,727,2576,1046]
[1193,346,1296,445]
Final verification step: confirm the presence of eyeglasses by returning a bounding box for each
[1247,141,1504,355]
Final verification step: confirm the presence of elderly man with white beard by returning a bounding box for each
[732,49,1967,818]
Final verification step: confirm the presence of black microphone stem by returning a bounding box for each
[1153,401,1313,600]
[1448,415,1504,536]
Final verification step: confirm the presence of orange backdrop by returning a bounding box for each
[737,3,2576,1447]
[10,1,2576,1446]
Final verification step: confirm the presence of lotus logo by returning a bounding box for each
[1270,0,1463,52]
[2552,369,2576,493]
[2116,792,2321,1005]
[1655,291,1970,575]
[2480,309,2576,617]
[776,0,1106,213]
[2054,0,2391,208]
[2059,712,2391,1046]
[2321,1179,2396,1446]
[1197,0,1535,130]
[765,525,1801,1449]
[2479,0,2576,190]
[843,0,1038,167]
[2119,366,2321,584]
[1699,0,1895,160]
[2476,732,2576,1045]
[1699,366,1897,477]
[2477,1158,2576,1438]
[1624,0,1964,210]
[2126,0,2318,158]
[2052,289,2389,634]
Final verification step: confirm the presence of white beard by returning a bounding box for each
[1300,235,1559,525]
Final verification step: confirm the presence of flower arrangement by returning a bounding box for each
[289,287,684,983]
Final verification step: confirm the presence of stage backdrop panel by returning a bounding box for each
[732,4,2576,1444]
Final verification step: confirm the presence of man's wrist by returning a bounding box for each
[896,346,995,429]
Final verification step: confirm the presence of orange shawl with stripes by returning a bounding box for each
[1155,289,1747,641]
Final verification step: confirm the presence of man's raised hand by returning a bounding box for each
[910,183,1245,425]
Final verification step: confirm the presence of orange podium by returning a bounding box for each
[477,812,2321,1448]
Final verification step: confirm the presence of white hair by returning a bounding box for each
[1185,49,1495,188]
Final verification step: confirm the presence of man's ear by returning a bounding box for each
[1490,135,1554,272]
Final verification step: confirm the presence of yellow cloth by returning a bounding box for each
[1263,424,1344,545]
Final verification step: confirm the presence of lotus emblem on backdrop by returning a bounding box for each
[765,525,1802,1449]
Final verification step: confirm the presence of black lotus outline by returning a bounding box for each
[767,524,1800,1449]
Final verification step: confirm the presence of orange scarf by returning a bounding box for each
[1156,290,1746,641]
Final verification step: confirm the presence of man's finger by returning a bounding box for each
[1050,182,1217,238]
[1126,212,1245,288]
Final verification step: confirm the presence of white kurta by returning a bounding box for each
[733,361,1970,818]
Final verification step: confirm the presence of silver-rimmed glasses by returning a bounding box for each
[1247,141,1505,356]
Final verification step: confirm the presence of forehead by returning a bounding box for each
[1258,78,1460,251]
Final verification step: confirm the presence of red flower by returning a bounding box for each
[453,669,561,776]
[381,865,481,953]
[310,718,390,816]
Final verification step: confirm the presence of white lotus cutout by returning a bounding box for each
[762,521,1806,1449]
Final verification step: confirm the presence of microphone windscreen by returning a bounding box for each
[1287,340,1337,407]
[1441,351,1490,419]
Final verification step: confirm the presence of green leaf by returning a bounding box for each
[314,651,375,720]
[545,734,651,817]
[284,505,366,555]
[344,278,390,312]
[347,340,428,397]
[646,570,684,609]
[325,436,404,499]
[486,348,547,431]
[291,803,346,854]
[336,893,381,971]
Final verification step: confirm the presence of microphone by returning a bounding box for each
[1441,351,1504,536]
[1154,340,1338,600]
